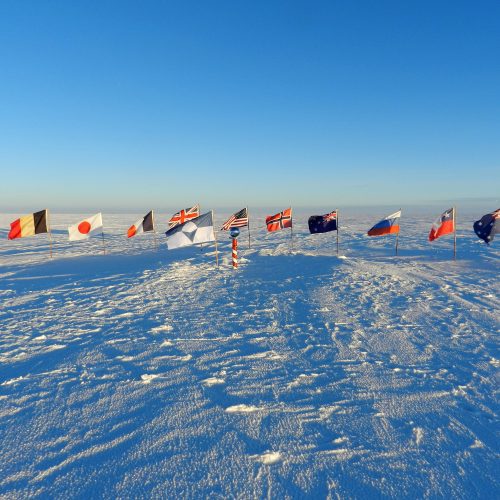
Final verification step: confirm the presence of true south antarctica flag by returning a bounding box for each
[165,211,215,250]
[8,210,48,240]
[128,211,154,238]
[368,210,401,236]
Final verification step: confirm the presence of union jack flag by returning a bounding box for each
[266,208,292,232]
[221,208,248,230]
[168,204,200,228]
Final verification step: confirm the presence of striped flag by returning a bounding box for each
[127,211,154,238]
[221,208,248,230]
[168,204,200,228]
[8,210,48,240]
[368,210,401,236]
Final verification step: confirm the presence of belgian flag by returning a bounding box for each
[8,210,48,240]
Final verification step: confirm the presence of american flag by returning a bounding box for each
[168,204,200,228]
[266,208,292,232]
[221,208,248,230]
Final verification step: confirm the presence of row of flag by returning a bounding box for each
[6,206,499,247]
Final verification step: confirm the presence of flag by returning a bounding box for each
[266,208,292,232]
[165,211,215,250]
[473,208,499,245]
[168,204,200,228]
[221,208,248,230]
[429,208,454,241]
[368,210,401,236]
[68,213,103,241]
[308,210,337,234]
[8,210,48,240]
[127,211,154,238]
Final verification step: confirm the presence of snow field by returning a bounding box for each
[0,211,498,498]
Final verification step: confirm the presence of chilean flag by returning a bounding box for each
[127,211,154,238]
[68,213,103,241]
[368,210,401,236]
[429,208,454,242]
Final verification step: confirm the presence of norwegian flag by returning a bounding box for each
[221,208,248,230]
[168,204,200,228]
[266,208,292,232]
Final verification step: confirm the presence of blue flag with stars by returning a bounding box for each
[473,209,499,245]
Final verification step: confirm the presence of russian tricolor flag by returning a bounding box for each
[368,210,401,236]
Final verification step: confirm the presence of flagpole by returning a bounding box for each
[247,206,251,249]
[46,208,53,259]
[395,208,401,256]
[151,210,159,250]
[212,210,219,268]
[101,222,106,255]
[336,208,339,256]
[453,206,457,260]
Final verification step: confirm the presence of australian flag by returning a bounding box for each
[473,209,499,245]
[308,210,338,234]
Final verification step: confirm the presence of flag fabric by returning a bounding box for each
[266,208,292,232]
[127,211,154,238]
[429,208,454,242]
[221,208,248,230]
[165,211,215,250]
[68,213,103,241]
[308,210,337,234]
[368,210,401,236]
[8,210,48,240]
[168,204,200,228]
[473,209,499,245]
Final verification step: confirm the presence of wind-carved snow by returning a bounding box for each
[0,211,498,498]
[225,404,261,413]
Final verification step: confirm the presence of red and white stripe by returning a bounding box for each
[232,238,238,269]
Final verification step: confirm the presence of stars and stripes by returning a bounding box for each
[221,208,248,230]
[168,204,200,228]
[266,208,292,232]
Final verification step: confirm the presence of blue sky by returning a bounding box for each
[0,0,498,212]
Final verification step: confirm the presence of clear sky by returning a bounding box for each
[0,0,498,212]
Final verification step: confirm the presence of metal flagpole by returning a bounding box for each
[395,208,401,256]
[46,208,53,259]
[151,209,158,250]
[336,208,339,256]
[101,217,106,255]
[212,210,219,268]
[247,206,251,248]
[453,206,457,260]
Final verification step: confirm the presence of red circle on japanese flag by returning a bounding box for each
[78,221,91,234]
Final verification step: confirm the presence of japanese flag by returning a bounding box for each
[68,213,104,241]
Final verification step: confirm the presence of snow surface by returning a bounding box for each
[0,211,498,498]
